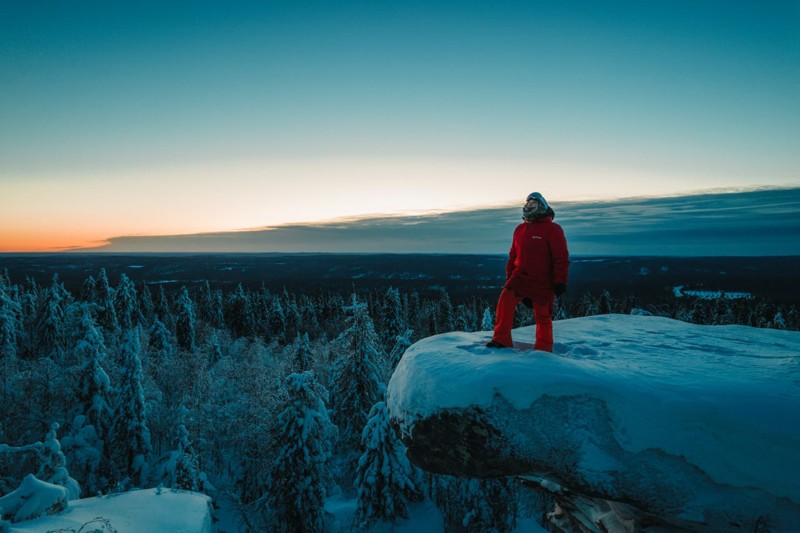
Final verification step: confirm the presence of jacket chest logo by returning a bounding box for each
[531,236,543,240]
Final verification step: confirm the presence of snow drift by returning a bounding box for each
[7,488,212,533]
[387,315,800,532]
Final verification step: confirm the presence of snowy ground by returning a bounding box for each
[9,490,547,532]
[9,488,212,533]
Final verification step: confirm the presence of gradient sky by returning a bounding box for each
[1,1,799,251]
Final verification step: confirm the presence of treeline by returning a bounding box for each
[0,268,796,531]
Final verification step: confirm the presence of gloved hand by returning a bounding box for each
[554,284,567,297]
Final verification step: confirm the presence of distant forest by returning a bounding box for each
[0,256,797,531]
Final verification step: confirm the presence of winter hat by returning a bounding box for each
[523,192,552,221]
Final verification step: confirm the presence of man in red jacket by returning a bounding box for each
[487,192,570,352]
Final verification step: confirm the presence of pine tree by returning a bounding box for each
[455,303,474,332]
[432,475,517,532]
[280,288,300,343]
[597,290,613,315]
[461,477,517,532]
[225,283,254,338]
[148,317,174,362]
[379,287,406,351]
[290,332,314,373]
[71,305,113,430]
[158,410,209,494]
[114,273,140,330]
[355,402,422,529]
[35,276,68,362]
[155,285,175,332]
[481,306,494,332]
[207,329,223,366]
[269,296,287,344]
[578,292,598,317]
[18,277,39,359]
[198,281,224,329]
[172,422,202,491]
[388,329,414,371]
[36,422,81,500]
[330,294,385,477]
[436,290,455,334]
[0,283,21,362]
[407,291,423,340]
[174,286,196,352]
[94,269,118,334]
[80,275,96,303]
[109,327,151,488]
[266,372,337,532]
[139,282,155,322]
[299,296,321,339]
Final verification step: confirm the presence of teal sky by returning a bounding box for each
[1,1,798,251]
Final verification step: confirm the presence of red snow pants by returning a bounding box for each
[491,288,554,352]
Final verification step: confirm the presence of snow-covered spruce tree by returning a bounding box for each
[330,293,385,484]
[430,474,517,533]
[138,281,155,322]
[109,327,151,489]
[354,401,423,529]
[153,285,175,332]
[265,371,337,532]
[148,317,174,363]
[598,290,613,315]
[36,422,81,500]
[379,287,406,352]
[279,288,301,344]
[0,283,21,361]
[460,477,517,533]
[299,295,321,339]
[481,306,494,331]
[0,288,21,434]
[62,305,113,495]
[268,296,287,344]
[155,406,211,494]
[577,291,599,317]
[198,280,224,329]
[290,332,314,373]
[114,273,141,331]
[19,275,39,344]
[174,286,196,353]
[79,274,96,302]
[406,291,423,341]
[455,303,474,332]
[436,290,455,334]
[387,328,414,372]
[35,276,68,363]
[225,283,255,339]
[171,422,202,492]
[93,269,118,335]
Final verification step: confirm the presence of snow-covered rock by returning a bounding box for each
[387,315,800,532]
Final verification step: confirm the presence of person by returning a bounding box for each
[487,192,569,352]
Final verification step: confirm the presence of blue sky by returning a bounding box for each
[1,1,798,251]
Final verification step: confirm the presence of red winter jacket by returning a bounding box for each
[504,216,570,303]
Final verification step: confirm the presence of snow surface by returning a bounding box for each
[12,490,547,532]
[8,488,212,533]
[387,314,800,505]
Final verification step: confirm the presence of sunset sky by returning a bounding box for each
[1,1,798,252]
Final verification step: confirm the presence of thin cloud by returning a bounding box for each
[79,188,800,256]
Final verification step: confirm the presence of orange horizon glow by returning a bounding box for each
[0,231,110,253]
